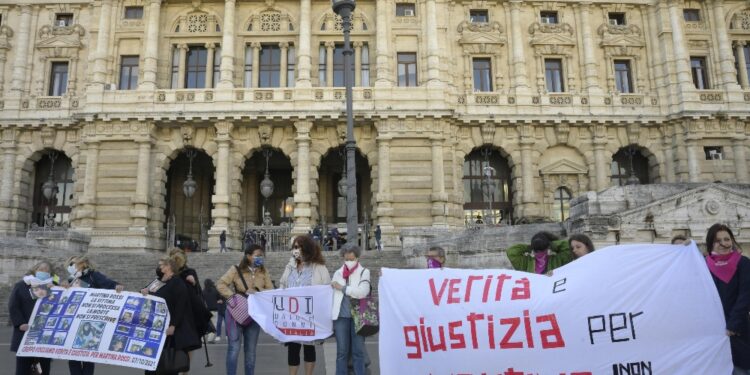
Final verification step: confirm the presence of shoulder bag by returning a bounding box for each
[349,268,379,337]
[226,265,253,326]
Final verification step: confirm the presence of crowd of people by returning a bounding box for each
[7,223,750,375]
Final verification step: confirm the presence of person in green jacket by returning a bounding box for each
[506,231,573,274]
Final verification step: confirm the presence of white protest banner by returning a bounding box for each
[379,243,733,374]
[17,287,170,371]
[248,285,333,342]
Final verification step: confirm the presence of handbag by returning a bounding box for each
[349,269,379,337]
[226,265,253,326]
[155,339,190,375]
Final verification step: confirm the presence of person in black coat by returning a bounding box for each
[169,249,211,343]
[66,256,123,375]
[705,223,750,373]
[141,256,201,375]
[202,279,223,343]
[9,261,56,375]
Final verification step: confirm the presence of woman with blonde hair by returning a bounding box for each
[65,255,122,375]
[141,257,200,375]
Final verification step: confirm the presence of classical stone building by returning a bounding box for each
[0,0,749,252]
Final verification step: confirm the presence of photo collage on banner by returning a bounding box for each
[112,296,167,359]
[26,289,85,348]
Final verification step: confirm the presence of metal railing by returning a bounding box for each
[242,224,293,252]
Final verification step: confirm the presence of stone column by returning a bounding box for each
[92,0,113,87]
[209,121,233,251]
[10,5,32,94]
[735,42,749,89]
[430,135,448,226]
[734,135,749,182]
[375,0,391,87]
[667,0,694,92]
[139,0,162,90]
[131,139,152,229]
[325,42,335,87]
[711,0,741,90]
[205,43,216,89]
[293,121,313,232]
[0,130,18,235]
[520,138,537,217]
[686,140,702,182]
[577,3,602,95]
[425,0,441,86]
[508,0,530,94]
[251,42,261,87]
[79,141,100,228]
[376,130,395,247]
[353,41,362,87]
[218,0,236,88]
[593,142,609,191]
[661,125,676,182]
[0,51,7,93]
[279,42,289,88]
[296,0,312,87]
[177,44,188,89]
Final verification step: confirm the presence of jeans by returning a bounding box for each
[226,312,261,375]
[68,361,95,375]
[334,317,365,375]
[216,310,225,339]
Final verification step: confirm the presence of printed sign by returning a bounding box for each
[378,243,733,374]
[248,285,333,342]
[17,287,170,371]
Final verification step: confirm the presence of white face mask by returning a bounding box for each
[292,249,301,259]
[344,260,358,269]
[67,264,77,277]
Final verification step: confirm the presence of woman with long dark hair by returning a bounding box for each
[279,235,331,375]
[217,244,273,375]
[705,223,750,374]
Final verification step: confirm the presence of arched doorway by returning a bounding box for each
[164,148,215,251]
[240,147,294,226]
[31,150,74,228]
[611,145,651,186]
[317,146,372,231]
[463,146,513,225]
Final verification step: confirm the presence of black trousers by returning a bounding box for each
[286,343,316,366]
[15,356,51,375]
[68,360,95,375]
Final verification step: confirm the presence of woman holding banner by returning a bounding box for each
[331,244,371,375]
[142,256,201,375]
[568,234,595,259]
[217,244,273,375]
[705,224,750,374]
[279,235,331,375]
[66,256,123,375]
[9,261,56,375]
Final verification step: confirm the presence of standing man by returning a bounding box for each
[374,225,382,252]
[220,230,227,253]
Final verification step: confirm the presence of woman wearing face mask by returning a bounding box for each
[568,234,595,259]
[9,261,56,375]
[65,256,123,375]
[425,246,446,269]
[279,235,331,375]
[705,223,750,374]
[216,244,273,375]
[331,244,371,375]
[141,257,200,375]
[506,231,572,275]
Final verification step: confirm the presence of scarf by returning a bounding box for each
[343,262,359,280]
[534,251,548,274]
[706,250,742,284]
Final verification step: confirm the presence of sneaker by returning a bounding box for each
[213,337,221,343]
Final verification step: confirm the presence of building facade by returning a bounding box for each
[0,0,749,251]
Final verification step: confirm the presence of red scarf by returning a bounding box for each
[343,262,359,280]
[706,250,742,284]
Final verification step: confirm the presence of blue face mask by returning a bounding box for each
[253,257,264,267]
[35,271,51,280]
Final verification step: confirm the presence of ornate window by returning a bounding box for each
[124,6,143,20]
[553,187,571,222]
[470,10,488,23]
[614,60,633,93]
[119,55,139,90]
[49,62,69,96]
[396,3,416,17]
[473,58,492,92]
[529,18,577,93]
[397,52,418,87]
[173,11,220,34]
[259,44,281,88]
[544,58,564,92]
[690,56,710,89]
[248,10,294,32]
[185,46,207,88]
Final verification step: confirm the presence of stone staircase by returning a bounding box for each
[86,249,407,297]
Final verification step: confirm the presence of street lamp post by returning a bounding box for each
[625,145,641,186]
[332,0,358,245]
[41,150,59,228]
